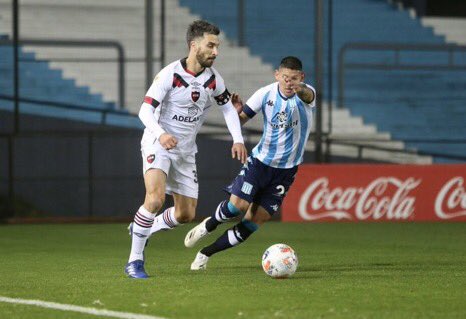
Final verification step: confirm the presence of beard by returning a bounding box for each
[196,50,215,68]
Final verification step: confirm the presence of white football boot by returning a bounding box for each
[190,251,209,270]
[184,217,211,248]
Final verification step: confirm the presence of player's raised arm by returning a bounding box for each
[293,82,315,104]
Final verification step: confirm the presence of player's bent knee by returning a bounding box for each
[229,196,249,213]
[172,195,197,223]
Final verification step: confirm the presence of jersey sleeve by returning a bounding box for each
[243,87,266,118]
[138,66,172,139]
[219,101,244,144]
[211,69,231,106]
[138,103,165,139]
[143,66,172,108]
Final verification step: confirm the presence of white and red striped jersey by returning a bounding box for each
[141,58,232,154]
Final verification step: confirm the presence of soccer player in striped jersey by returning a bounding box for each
[184,56,315,270]
[125,20,247,279]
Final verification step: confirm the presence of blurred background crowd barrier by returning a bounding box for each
[0,0,465,220]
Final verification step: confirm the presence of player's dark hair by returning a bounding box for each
[186,20,220,45]
[279,56,303,71]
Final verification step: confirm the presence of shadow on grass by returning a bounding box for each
[208,265,259,271]
[295,261,461,277]
[186,261,462,280]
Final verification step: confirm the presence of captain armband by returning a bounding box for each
[143,96,160,108]
[214,89,231,106]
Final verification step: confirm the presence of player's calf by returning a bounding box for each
[205,200,243,232]
[184,200,243,248]
[149,207,180,235]
[199,219,259,258]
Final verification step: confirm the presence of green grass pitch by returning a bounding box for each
[0,222,464,319]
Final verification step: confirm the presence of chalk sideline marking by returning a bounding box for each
[0,296,167,319]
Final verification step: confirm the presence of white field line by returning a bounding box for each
[0,296,168,319]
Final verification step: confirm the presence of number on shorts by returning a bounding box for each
[276,185,285,196]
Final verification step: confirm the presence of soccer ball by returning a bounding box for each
[261,243,298,278]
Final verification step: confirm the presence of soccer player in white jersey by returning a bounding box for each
[184,56,316,270]
[125,20,247,278]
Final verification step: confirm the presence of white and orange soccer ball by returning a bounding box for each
[261,243,298,278]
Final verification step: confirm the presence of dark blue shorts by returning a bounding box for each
[225,156,298,215]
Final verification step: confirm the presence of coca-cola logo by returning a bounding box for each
[435,177,466,219]
[298,177,421,221]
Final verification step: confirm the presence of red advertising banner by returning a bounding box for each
[282,164,466,222]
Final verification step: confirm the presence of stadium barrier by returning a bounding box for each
[0,38,126,109]
[282,164,466,222]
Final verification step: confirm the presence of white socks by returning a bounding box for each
[150,206,180,235]
[128,206,155,262]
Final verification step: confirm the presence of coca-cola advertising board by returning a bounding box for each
[282,164,466,222]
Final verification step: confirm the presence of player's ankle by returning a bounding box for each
[205,217,220,232]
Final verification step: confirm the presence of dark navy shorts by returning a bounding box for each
[225,156,298,215]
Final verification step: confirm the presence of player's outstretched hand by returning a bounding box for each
[159,133,178,150]
[292,82,307,95]
[231,93,244,114]
[293,82,314,104]
[232,143,247,164]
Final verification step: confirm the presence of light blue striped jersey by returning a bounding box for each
[243,82,315,168]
